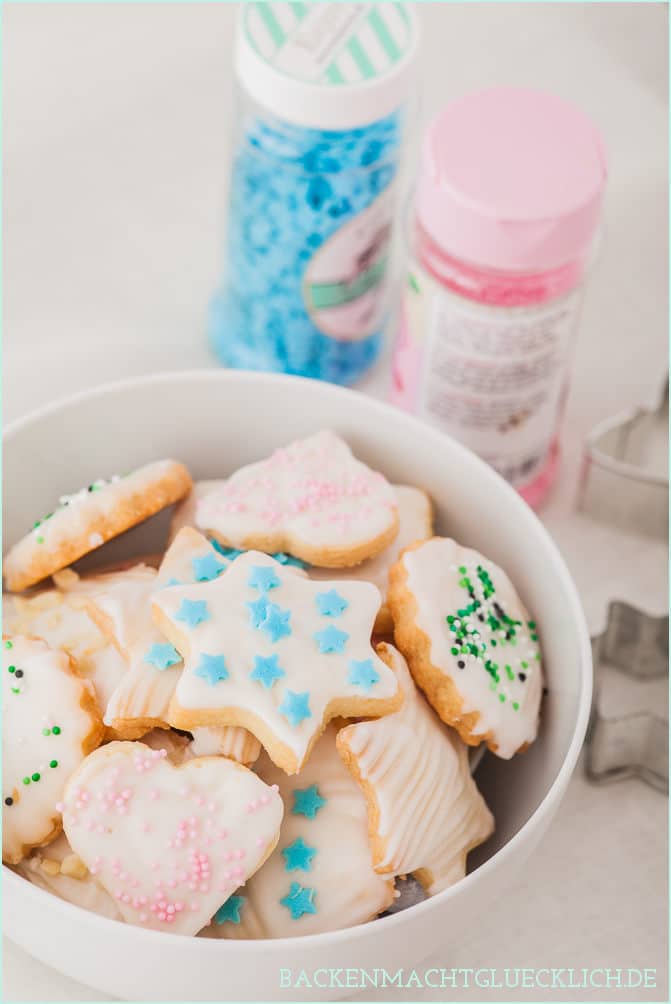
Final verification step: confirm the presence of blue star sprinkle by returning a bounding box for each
[315,589,349,618]
[175,598,210,628]
[211,541,244,560]
[261,603,292,643]
[143,643,181,670]
[213,895,245,925]
[280,882,317,920]
[291,784,326,819]
[347,658,380,693]
[191,552,226,582]
[161,577,182,588]
[282,837,317,873]
[247,595,269,629]
[314,625,349,654]
[195,653,229,686]
[278,690,311,727]
[250,653,286,689]
[248,566,281,592]
[273,552,308,569]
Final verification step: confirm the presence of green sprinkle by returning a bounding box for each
[447,615,455,623]
[491,639,497,647]
[49,760,58,769]
[36,536,44,544]
[505,664,514,681]
[458,566,467,574]
[498,693,506,703]
[535,652,541,661]
[531,633,538,642]
[4,640,13,649]
[11,688,20,695]
[42,728,51,736]
[31,772,40,782]
[7,665,15,674]
[521,661,529,669]
[512,702,520,711]
[52,726,61,735]
[22,777,30,785]
[527,620,536,629]
[451,647,458,656]
[489,680,497,691]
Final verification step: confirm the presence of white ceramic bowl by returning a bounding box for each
[3,371,592,1002]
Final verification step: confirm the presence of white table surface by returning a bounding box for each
[3,3,668,1001]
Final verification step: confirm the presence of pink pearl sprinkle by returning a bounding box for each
[149,790,159,801]
[139,913,147,923]
[255,837,264,847]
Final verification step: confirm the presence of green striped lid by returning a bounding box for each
[236,2,418,129]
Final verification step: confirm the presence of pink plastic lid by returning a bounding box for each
[415,88,608,272]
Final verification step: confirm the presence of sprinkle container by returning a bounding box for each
[210,2,418,385]
[391,88,607,506]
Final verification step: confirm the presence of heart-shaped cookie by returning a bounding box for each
[62,741,284,935]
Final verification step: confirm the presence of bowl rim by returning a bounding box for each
[3,368,593,952]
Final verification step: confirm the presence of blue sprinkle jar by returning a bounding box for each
[209,2,418,385]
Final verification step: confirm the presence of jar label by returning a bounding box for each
[303,187,394,342]
[392,270,583,487]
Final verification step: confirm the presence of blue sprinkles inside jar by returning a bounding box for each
[209,2,417,385]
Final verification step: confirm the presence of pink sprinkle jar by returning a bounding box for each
[391,87,607,507]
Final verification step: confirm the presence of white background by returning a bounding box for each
[3,2,668,1001]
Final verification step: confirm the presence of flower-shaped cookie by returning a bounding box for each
[337,644,494,893]
[153,551,401,773]
[388,537,543,758]
[195,431,399,568]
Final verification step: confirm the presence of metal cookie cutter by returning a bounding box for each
[585,601,668,792]
[579,380,668,539]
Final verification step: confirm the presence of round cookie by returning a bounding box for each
[3,635,104,864]
[3,459,193,593]
[201,725,395,939]
[62,741,284,935]
[309,485,433,635]
[387,537,543,759]
[195,430,399,568]
[337,644,494,893]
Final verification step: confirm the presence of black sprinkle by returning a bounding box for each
[542,686,549,696]
[14,669,24,679]
[478,614,484,622]
[4,797,13,806]
[518,672,527,682]
[457,660,465,669]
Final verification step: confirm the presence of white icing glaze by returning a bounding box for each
[62,741,283,935]
[2,636,102,864]
[337,645,494,893]
[195,430,397,558]
[309,485,432,602]
[401,538,543,759]
[153,551,399,771]
[15,832,123,921]
[2,589,127,714]
[201,726,394,939]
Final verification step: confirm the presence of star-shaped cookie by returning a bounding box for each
[79,529,261,765]
[195,430,399,568]
[337,644,494,894]
[153,551,401,773]
[200,726,394,939]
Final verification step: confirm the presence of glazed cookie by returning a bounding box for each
[80,533,261,763]
[153,550,401,773]
[62,741,283,935]
[3,636,104,864]
[195,430,399,568]
[388,538,543,758]
[3,459,192,593]
[2,588,127,733]
[168,480,225,543]
[310,486,433,635]
[337,644,494,893]
[15,833,123,921]
[202,726,394,939]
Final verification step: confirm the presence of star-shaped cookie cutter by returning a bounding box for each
[578,381,668,539]
[585,600,668,792]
